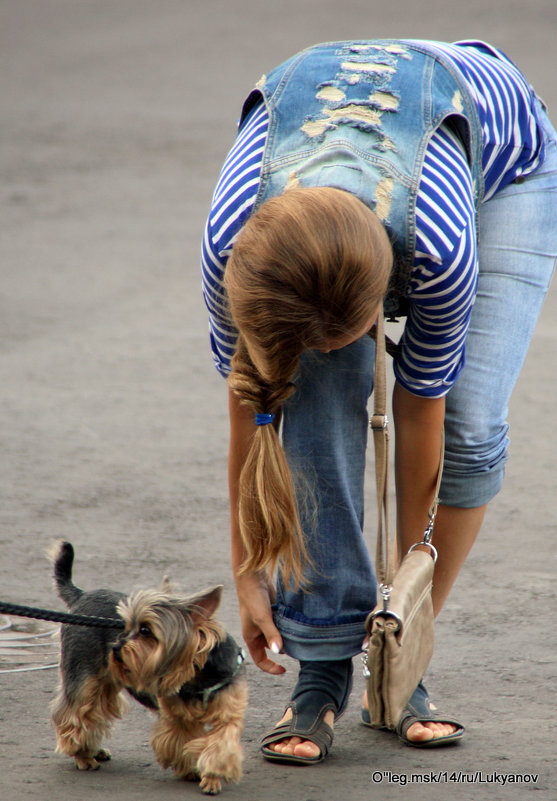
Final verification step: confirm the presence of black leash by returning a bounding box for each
[0,601,125,630]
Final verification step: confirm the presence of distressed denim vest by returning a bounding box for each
[240,40,485,316]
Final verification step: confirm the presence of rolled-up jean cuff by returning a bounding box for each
[273,605,367,661]
[439,463,505,508]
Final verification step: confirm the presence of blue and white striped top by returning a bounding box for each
[201,40,544,398]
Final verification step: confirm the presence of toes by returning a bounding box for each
[406,721,457,742]
[269,736,302,754]
[293,740,321,758]
[406,722,435,742]
[424,721,457,737]
[269,736,320,758]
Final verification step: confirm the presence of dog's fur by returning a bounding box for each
[49,540,247,795]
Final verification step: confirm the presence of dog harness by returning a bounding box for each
[177,633,245,710]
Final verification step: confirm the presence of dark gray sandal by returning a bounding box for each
[261,659,353,765]
[361,681,464,747]
[261,698,335,764]
[396,681,464,747]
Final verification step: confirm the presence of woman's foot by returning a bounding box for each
[265,706,335,759]
[361,689,454,742]
[362,682,464,746]
[261,658,353,764]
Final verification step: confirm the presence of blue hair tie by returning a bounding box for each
[255,413,275,427]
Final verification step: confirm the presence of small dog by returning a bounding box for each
[49,540,247,795]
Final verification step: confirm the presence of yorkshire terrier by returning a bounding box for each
[49,540,247,795]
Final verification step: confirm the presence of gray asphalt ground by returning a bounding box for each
[1,1,556,799]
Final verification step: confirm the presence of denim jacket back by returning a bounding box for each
[241,40,485,314]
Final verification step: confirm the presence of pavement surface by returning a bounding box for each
[1,1,556,799]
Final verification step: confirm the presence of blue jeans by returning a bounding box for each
[274,103,557,661]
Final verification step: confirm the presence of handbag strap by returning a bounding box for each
[369,312,392,586]
[369,314,444,588]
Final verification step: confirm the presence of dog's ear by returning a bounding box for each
[188,585,223,624]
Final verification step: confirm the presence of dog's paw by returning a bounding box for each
[74,755,101,771]
[200,774,222,795]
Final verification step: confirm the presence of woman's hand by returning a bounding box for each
[235,569,286,675]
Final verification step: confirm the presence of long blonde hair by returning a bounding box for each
[225,187,393,585]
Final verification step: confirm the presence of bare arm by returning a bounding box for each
[228,387,285,674]
[392,381,488,616]
[392,382,445,557]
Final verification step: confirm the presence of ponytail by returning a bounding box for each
[228,339,308,586]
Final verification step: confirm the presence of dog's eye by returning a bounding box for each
[139,624,153,638]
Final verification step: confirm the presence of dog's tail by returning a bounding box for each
[48,540,82,608]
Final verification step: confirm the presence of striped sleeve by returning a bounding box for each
[200,103,268,377]
[394,125,478,398]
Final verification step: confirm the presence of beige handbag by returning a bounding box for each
[363,312,443,730]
